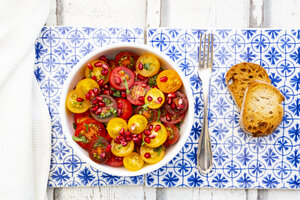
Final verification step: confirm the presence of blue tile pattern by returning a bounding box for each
[146,28,300,189]
[34,27,144,187]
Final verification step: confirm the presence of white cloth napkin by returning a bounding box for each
[0,0,51,200]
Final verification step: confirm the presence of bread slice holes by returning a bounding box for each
[249,75,253,78]
[258,122,267,129]
[269,111,273,114]
[241,68,246,72]
[228,78,233,85]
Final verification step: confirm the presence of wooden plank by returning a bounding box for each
[146,0,161,27]
[258,189,300,200]
[45,0,57,26]
[249,0,264,27]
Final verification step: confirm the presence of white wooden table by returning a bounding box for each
[46,0,300,199]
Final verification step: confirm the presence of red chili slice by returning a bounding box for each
[90,95,117,123]
[109,66,135,90]
[115,51,138,69]
[127,81,151,105]
[134,106,158,123]
[160,107,186,124]
[165,91,188,115]
[164,124,180,146]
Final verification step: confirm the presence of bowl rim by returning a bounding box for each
[59,42,195,176]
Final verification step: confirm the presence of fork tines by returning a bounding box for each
[199,33,214,69]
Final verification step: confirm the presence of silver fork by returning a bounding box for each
[196,33,214,174]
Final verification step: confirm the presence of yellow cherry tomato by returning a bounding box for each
[106,118,128,139]
[128,114,148,134]
[143,122,168,148]
[140,145,165,164]
[111,140,134,157]
[145,88,165,109]
[136,54,160,77]
[75,78,99,99]
[123,152,144,171]
[157,70,183,93]
[65,90,90,113]
[85,60,110,84]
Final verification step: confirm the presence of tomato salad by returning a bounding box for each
[66,51,188,171]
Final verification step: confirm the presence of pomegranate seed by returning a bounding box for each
[99,55,108,62]
[168,92,176,98]
[154,124,161,132]
[96,108,102,115]
[147,96,153,101]
[114,139,121,144]
[137,74,144,80]
[110,89,114,95]
[141,83,147,87]
[138,63,143,70]
[177,104,185,110]
[138,96,145,102]
[116,135,122,140]
[149,124,153,131]
[166,113,171,121]
[178,99,183,105]
[87,63,93,70]
[117,109,122,116]
[144,77,150,83]
[94,87,99,95]
[144,137,151,144]
[138,133,142,140]
[171,102,176,109]
[144,129,151,136]
[85,93,91,100]
[160,76,168,82]
[89,90,96,98]
[99,101,106,107]
[125,131,131,136]
[100,152,106,159]
[121,92,126,98]
[77,97,84,102]
[91,76,97,81]
[167,98,172,105]
[101,69,108,76]
[115,77,121,85]
[103,84,109,89]
[153,85,158,89]
[157,97,163,102]
[96,96,103,101]
[132,134,137,138]
[102,64,109,70]
[98,79,104,86]
[103,90,110,95]
[126,136,132,141]
[94,62,102,67]
[149,135,156,139]
[92,99,98,105]
[121,141,128,147]
[106,144,111,152]
[133,137,140,142]
[91,105,98,112]
[130,124,136,131]
[119,128,125,135]
[144,153,151,158]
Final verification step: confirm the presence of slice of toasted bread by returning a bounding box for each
[240,80,285,137]
[225,62,271,110]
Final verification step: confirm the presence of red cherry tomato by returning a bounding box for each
[73,119,107,149]
[160,107,185,125]
[127,81,151,105]
[88,138,111,164]
[116,98,133,120]
[106,154,124,167]
[165,91,188,115]
[134,106,158,123]
[74,111,90,126]
[164,124,180,146]
[115,51,138,69]
[109,66,135,90]
[90,95,117,123]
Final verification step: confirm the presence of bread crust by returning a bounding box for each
[239,80,285,137]
[225,62,271,110]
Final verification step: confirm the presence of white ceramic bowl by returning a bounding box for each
[60,43,195,176]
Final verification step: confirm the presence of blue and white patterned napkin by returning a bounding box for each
[34,27,144,187]
[146,28,300,189]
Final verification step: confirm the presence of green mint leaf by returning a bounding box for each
[73,123,77,130]
[143,63,152,71]
[72,135,87,143]
[142,102,150,109]
[148,74,157,87]
[122,77,130,94]
[156,109,161,122]
[85,124,89,132]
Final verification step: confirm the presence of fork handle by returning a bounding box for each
[196,80,213,174]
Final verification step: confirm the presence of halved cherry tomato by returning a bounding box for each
[90,95,117,123]
[85,60,110,84]
[143,122,168,148]
[116,98,133,120]
[157,70,182,93]
[140,145,165,164]
[75,78,99,99]
[106,154,123,167]
[134,106,158,123]
[160,107,185,124]
[66,90,90,113]
[145,88,165,109]
[123,152,144,171]
[111,140,134,157]
[73,119,107,149]
[128,114,148,134]
[88,138,111,163]
[115,51,138,69]
[109,66,135,91]
[165,91,188,115]
[164,124,180,146]
[136,54,160,77]
[106,118,128,139]
[127,81,151,106]
[74,111,90,126]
